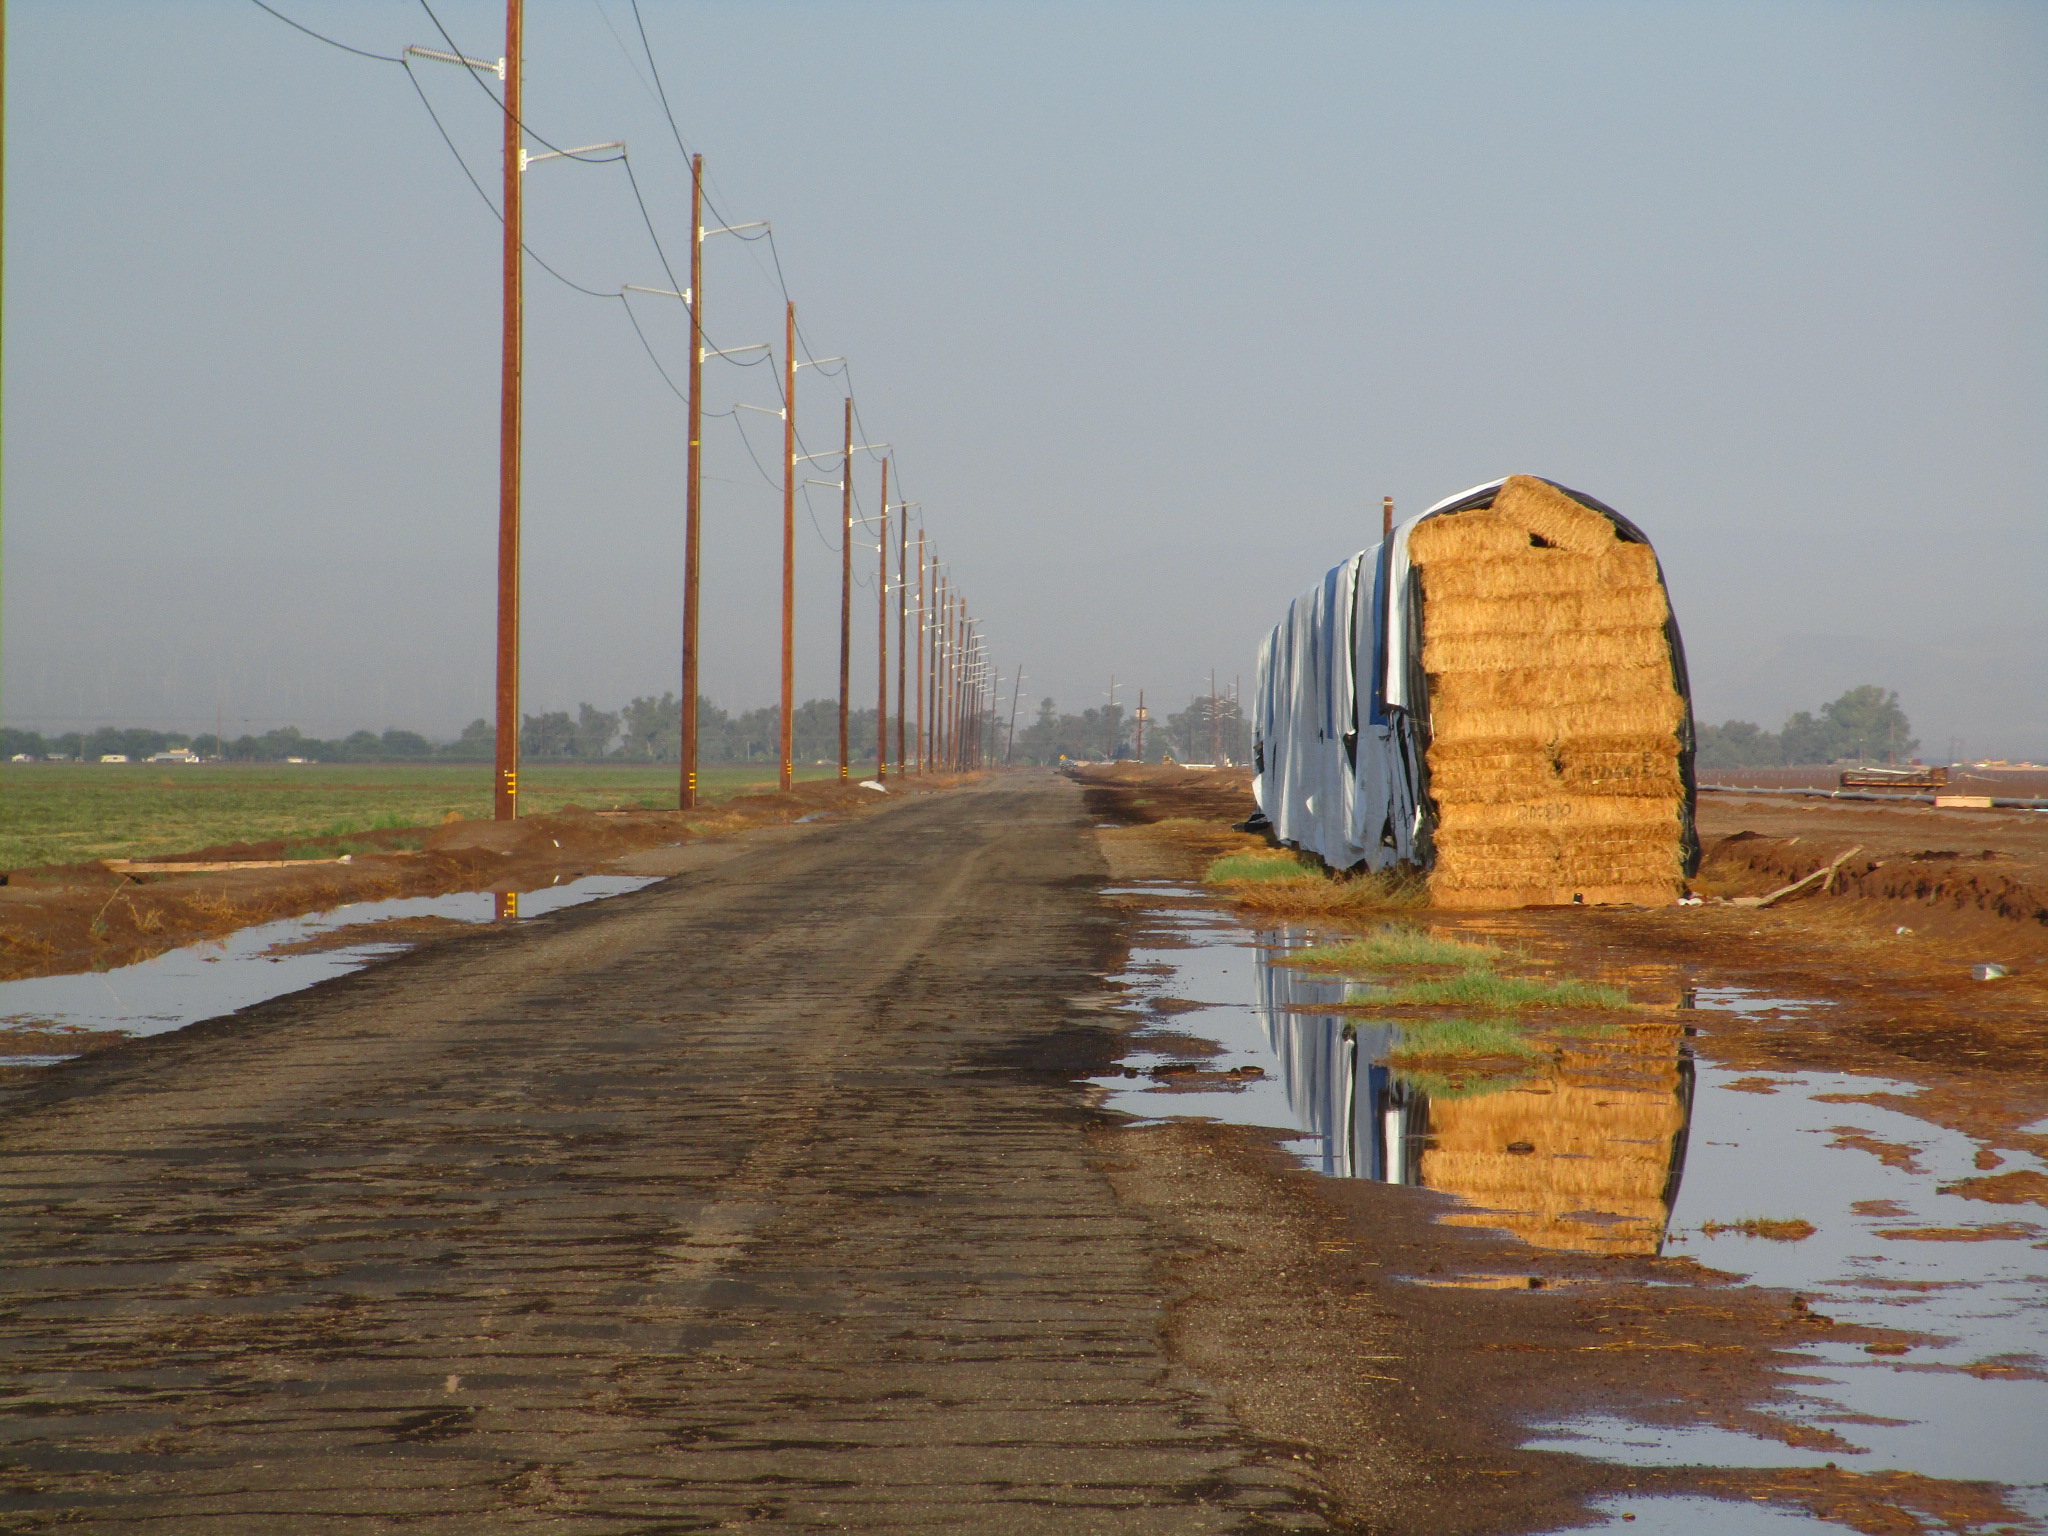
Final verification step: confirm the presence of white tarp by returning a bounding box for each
[1250,529,1426,873]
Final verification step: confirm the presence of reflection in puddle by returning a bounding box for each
[0,874,659,1049]
[1258,957,1695,1255]
[1098,879,2048,1516]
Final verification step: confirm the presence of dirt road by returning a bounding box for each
[0,778,1325,1533]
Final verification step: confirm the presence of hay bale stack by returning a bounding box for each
[1415,476,1686,908]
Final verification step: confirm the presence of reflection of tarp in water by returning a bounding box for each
[1257,945,1694,1255]
[1258,944,1427,1183]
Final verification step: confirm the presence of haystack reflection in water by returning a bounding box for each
[1257,953,1694,1255]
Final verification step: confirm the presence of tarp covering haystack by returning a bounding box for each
[1252,475,1700,908]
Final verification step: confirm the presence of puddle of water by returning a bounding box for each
[1097,879,2048,1514]
[0,873,659,1044]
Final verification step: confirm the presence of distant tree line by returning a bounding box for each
[1008,692,1252,767]
[1696,686,1919,768]
[0,697,895,766]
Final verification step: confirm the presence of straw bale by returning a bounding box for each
[1436,797,1677,833]
[1409,510,1532,561]
[1486,475,1623,555]
[1427,696,1687,744]
[1417,546,1662,603]
[1424,627,1677,676]
[1431,663,1681,713]
[1429,762,1683,804]
[1420,588,1672,638]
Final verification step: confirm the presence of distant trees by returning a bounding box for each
[1698,686,1919,768]
[1007,691,1251,767]
[6,694,952,765]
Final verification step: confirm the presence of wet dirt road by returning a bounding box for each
[0,778,1324,1533]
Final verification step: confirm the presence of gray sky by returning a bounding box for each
[6,0,2044,757]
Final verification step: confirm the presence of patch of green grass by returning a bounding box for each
[0,762,841,870]
[1348,972,1631,1011]
[1204,851,1318,883]
[1285,926,1509,973]
[1385,1017,1545,1099]
[1392,1015,1546,1060]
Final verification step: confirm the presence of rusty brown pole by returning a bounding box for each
[915,534,928,772]
[1383,494,1394,542]
[679,153,706,809]
[895,507,908,773]
[875,459,889,779]
[929,567,942,770]
[779,302,797,793]
[837,398,852,780]
[493,0,524,822]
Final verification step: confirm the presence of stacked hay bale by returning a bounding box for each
[1413,476,1688,908]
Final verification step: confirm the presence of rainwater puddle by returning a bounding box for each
[0,873,658,1052]
[1093,879,2048,1525]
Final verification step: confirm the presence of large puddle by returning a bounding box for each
[1094,881,2048,1531]
[0,873,658,1061]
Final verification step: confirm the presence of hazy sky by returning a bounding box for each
[6,0,2044,757]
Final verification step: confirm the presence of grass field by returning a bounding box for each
[0,762,849,870]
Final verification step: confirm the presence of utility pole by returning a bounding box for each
[1383,494,1394,542]
[837,398,852,779]
[896,505,908,773]
[779,302,796,792]
[915,532,927,772]
[1134,689,1146,761]
[493,0,524,822]
[677,153,707,809]
[1005,663,1023,765]
[875,459,889,779]
[1209,667,1221,766]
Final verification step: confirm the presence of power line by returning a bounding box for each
[245,0,404,63]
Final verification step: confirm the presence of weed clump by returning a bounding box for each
[1205,851,1318,883]
[1285,926,1508,973]
[1203,851,1426,915]
[1700,1217,1817,1242]
[1348,972,1630,1012]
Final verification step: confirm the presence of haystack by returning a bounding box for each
[1411,476,1688,908]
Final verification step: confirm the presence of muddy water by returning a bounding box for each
[0,873,658,1054]
[1096,881,2048,1531]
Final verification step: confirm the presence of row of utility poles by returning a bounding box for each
[439,0,995,820]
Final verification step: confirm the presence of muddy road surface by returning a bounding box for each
[0,778,1324,1533]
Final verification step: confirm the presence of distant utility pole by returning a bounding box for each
[837,398,852,780]
[779,302,796,792]
[1006,663,1023,765]
[915,533,928,772]
[679,153,705,810]
[895,505,909,773]
[494,0,524,822]
[875,459,889,779]
[1134,689,1147,761]
[1383,494,1394,542]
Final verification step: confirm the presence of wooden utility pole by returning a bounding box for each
[837,398,852,779]
[779,302,796,792]
[895,507,908,773]
[1006,663,1023,765]
[930,569,944,769]
[1383,494,1394,542]
[1134,688,1146,761]
[914,532,927,772]
[678,153,706,809]
[875,459,889,779]
[493,0,524,821]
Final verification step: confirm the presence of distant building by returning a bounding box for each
[98,754,131,764]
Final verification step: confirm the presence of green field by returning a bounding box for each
[0,762,847,870]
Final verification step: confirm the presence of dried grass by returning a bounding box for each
[1347,972,1631,1011]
